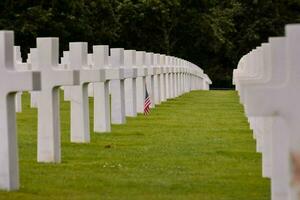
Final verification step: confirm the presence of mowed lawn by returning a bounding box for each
[0,90,270,200]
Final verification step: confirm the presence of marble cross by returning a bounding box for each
[136,51,148,113]
[160,54,167,102]
[241,37,289,200]
[173,58,179,97]
[68,42,105,143]
[178,59,184,95]
[145,52,155,108]
[0,31,41,190]
[237,25,300,199]
[168,57,175,99]
[124,50,138,117]
[109,48,126,124]
[37,38,80,163]
[164,56,171,99]
[93,45,111,132]
[154,54,162,104]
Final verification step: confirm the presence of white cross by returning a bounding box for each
[145,52,155,108]
[168,57,175,98]
[0,31,41,190]
[237,46,266,152]
[178,59,184,95]
[37,38,80,163]
[185,61,191,92]
[136,51,148,113]
[237,25,300,199]
[159,54,167,102]
[181,60,188,93]
[239,38,289,200]
[154,54,162,104]
[175,57,180,96]
[68,42,106,143]
[242,45,273,178]
[173,58,179,97]
[93,45,111,133]
[124,50,138,117]
[164,56,171,99]
[110,48,126,124]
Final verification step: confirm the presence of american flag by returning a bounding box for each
[144,84,151,115]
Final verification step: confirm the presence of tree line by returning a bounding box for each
[1,0,300,88]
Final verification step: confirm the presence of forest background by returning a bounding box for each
[1,0,299,88]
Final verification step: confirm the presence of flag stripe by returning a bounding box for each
[144,83,151,115]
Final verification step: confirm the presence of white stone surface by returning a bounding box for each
[13,46,32,113]
[93,45,111,133]
[14,92,22,113]
[60,51,72,101]
[179,60,184,95]
[124,50,138,117]
[165,56,171,99]
[14,46,23,113]
[0,31,41,191]
[136,51,148,113]
[235,46,286,198]
[110,48,126,124]
[173,59,179,97]
[68,42,105,143]
[169,57,175,99]
[177,59,182,96]
[154,54,161,104]
[27,48,39,108]
[145,52,155,108]
[37,37,80,163]
[160,55,167,102]
[87,53,94,97]
[233,27,300,200]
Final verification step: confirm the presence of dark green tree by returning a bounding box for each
[0,0,300,87]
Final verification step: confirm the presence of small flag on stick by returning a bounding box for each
[144,83,151,115]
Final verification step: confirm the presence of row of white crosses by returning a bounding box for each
[233,24,300,200]
[0,30,211,191]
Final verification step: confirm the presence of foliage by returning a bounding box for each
[0,0,300,87]
[0,91,269,199]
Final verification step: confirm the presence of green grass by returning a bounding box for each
[0,90,270,200]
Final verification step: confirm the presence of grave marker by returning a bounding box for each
[68,42,105,143]
[145,52,155,108]
[93,45,111,132]
[0,31,41,190]
[154,54,161,104]
[110,48,126,124]
[37,38,80,163]
[160,55,167,102]
[136,51,148,113]
[124,50,138,117]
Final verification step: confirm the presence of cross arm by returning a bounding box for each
[123,68,138,79]
[80,68,106,83]
[51,69,80,88]
[5,70,41,93]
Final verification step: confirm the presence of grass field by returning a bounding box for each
[0,90,270,200]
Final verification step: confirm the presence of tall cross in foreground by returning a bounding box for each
[0,31,41,190]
